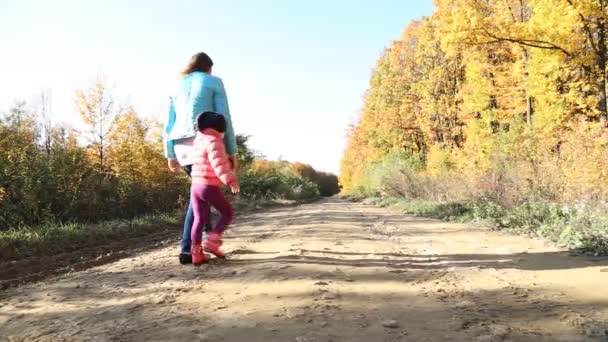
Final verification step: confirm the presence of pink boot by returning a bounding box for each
[204,232,225,258]
[191,244,209,266]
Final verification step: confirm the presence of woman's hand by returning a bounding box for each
[229,155,239,171]
[230,182,240,194]
[167,159,180,172]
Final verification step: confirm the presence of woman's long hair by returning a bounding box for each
[181,52,214,76]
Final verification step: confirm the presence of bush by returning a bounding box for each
[0,212,181,261]
[291,162,340,197]
[239,161,320,201]
[344,138,608,254]
[0,102,189,230]
[370,196,608,254]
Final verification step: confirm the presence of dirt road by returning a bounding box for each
[1,198,607,341]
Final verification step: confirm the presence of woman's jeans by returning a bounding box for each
[180,165,211,254]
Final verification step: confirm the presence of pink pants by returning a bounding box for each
[190,184,234,245]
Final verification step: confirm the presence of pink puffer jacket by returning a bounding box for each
[191,129,237,187]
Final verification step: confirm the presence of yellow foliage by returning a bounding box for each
[341,0,608,204]
[74,76,116,172]
[251,160,275,173]
[426,146,456,177]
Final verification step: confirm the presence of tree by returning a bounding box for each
[74,76,117,172]
[441,0,608,125]
[236,134,256,168]
[341,0,608,204]
[106,108,149,182]
[291,162,319,182]
[0,102,41,228]
[316,172,341,197]
[438,0,533,126]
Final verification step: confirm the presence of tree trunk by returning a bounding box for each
[526,96,534,127]
[597,14,607,126]
[522,48,533,127]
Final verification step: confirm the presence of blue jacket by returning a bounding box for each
[164,72,237,159]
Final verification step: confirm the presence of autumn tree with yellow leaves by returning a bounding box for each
[74,76,116,173]
[341,0,608,204]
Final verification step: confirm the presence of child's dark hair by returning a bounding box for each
[197,112,226,133]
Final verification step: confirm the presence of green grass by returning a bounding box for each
[0,197,309,263]
[0,212,182,262]
[364,197,608,255]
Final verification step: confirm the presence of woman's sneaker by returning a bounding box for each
[191,244,209,266]
[179,253,192,265]
[204,232,225,258]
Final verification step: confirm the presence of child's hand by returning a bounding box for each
[230,182,240,194]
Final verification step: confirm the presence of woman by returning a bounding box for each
[165,52,238,265]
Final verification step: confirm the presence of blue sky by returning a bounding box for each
[0,0,434,174]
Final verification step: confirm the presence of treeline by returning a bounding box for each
[341,1,608,251]
[0,78,339,231]
[0,79,186,230]
[238,160,340,199]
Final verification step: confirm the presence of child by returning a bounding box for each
[190,111,240,265]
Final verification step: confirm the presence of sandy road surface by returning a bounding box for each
[1,198,608,341]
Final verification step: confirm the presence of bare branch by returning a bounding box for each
[480,28,572,56]
[566,0,599,54]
